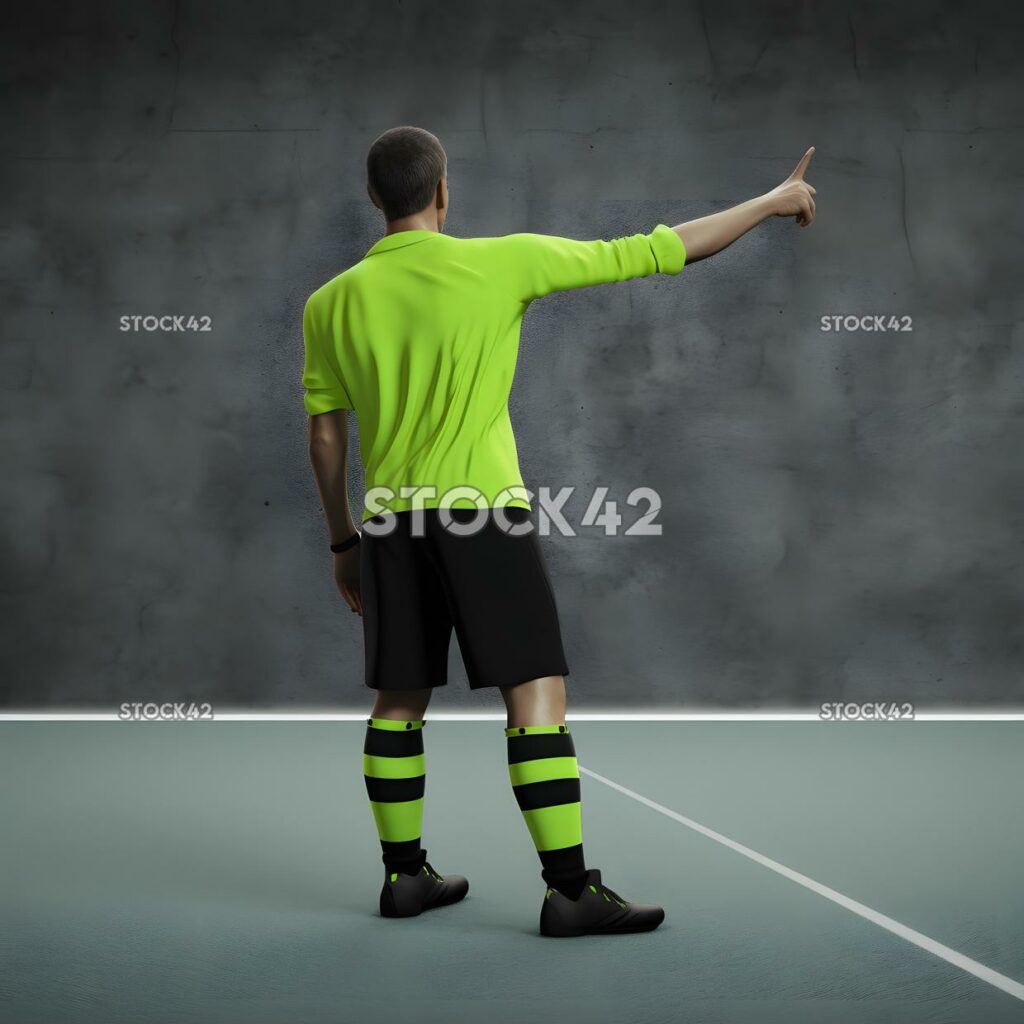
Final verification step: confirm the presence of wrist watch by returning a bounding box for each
[330,532,361,553]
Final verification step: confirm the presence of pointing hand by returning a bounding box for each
[765,146,817,227]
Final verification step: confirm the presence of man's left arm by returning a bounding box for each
[308,409,362,615]
[302,294,361,614]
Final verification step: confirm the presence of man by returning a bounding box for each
[303,126,816,937]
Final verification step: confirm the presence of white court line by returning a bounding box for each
[579,765,1024,1004]
[2,710,1024,722]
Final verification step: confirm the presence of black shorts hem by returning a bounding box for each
[366,678,449,691]
[466,664,570,691]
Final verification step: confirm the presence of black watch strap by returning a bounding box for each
[330,532,361,553]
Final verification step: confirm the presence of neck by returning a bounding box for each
[384,214,439,236]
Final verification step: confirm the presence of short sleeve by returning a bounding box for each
[501,223,686,303]
[301,297,353,415]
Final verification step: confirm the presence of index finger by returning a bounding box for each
[789,146,816,181]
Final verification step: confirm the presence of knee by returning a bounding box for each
[371,688,432,720]
[501,675,566,726]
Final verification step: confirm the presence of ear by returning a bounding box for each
[437,177,447,211]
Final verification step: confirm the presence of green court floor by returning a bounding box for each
[1,722,1021,1023]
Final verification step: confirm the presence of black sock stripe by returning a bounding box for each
[512,777,581,812]
[538,843,586,875]
[364,729,425,757]
[380,839,424,870]
[381,838,422,856]
[506,733,576,764]
[364,774,426,803]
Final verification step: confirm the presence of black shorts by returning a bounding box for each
[360,507,569,690]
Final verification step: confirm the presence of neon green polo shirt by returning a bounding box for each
[302,224,687,519]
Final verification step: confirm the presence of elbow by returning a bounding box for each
[308,406,344,439]
[308,431,341,459]
[307,419,344,462]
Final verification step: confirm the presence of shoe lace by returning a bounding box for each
[423,863,444,882]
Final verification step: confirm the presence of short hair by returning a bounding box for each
[366,126,447,221]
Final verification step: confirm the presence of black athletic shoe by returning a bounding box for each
[379,862,469,918]
[539,868,665,937]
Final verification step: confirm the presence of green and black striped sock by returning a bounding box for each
[506,723,588,900]
[363,717,427,875]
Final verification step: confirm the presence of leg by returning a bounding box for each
[365,690,469,916]
[360,513,468,917]
[360,514,451,878]
[363,687,433,876]
[422,513,581,897]
[424,510,662,934]
[501,675,665,937]
[501,674,588,900]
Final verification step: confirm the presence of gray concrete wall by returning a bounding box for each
[2,0,1022,709]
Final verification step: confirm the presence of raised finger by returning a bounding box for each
[789,146,816,181]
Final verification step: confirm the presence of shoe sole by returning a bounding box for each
[380,886,468,918]
[540,923,663,937]
[540,910,666,938]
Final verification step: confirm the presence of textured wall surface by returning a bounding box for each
[2,0,1022,708]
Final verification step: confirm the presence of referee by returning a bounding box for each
[302,126,816,936]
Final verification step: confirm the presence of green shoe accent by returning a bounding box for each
[588,878,628,908]
[539,870,664,936]
[390,873,398,882]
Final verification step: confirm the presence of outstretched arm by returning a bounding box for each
[502,147,817,301]
[672,146,817,264]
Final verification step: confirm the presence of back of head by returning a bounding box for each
[366,126,447,221]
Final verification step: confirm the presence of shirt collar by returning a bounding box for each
[364,229,441,258]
